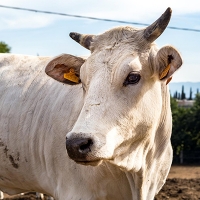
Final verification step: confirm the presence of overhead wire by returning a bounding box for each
[0,4,200,33]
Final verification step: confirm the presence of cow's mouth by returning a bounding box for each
[75,160,103,166]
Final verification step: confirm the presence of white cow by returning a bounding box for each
[0,8,182,200]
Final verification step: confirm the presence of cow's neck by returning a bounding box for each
[124,83,172,200]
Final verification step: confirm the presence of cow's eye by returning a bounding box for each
[123,72,141,86]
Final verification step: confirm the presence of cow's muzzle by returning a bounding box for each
[66,136,94,162]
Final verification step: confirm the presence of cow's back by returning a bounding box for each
[0,54,51,140]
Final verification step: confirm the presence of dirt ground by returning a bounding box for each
[2,165,200,200]
[155,165,200,200]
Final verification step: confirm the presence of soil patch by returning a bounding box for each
[155,178,200,200]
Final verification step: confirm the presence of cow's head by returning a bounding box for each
[45,8,182,171]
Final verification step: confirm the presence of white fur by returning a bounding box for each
[0,191,3,199]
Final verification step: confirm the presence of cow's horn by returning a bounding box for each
[69,32,94,50]
[144,7,172,42]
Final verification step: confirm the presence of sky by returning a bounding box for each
[0,0,200,82]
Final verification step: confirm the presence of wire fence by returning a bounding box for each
[0,5,200,33]
[173,150,200,164]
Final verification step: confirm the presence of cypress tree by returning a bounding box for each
[173,91,178,99]
[189,87,193,100]
[181,85,186,100]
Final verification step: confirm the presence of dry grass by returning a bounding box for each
[168,165,200,179]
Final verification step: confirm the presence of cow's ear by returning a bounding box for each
[45,54,85,85]
[154,46,182,84]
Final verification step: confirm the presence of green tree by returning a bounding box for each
[173,91,178,99]
[171,100,191,154]
[189,93,200,147]
[181,85,186,100]
[0,41,11,53]
[171,94,200,164]
[178,93,181,100]
[188,87,193,100]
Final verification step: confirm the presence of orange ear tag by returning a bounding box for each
[159,64,171,80]
[64,68,79,83]
[166,77,172,85]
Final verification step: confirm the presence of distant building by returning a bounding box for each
[177,100,194,108]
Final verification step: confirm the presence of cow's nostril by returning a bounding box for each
[66,137,94,161]
[79,139,93,152]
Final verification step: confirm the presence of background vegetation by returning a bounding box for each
[171,93,200,164]
[0,41,11,53]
